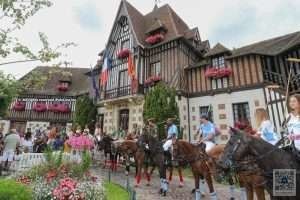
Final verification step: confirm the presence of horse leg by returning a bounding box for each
[204,173,217,200]
[178,167,184,187]
[246,185,254,200]
[238,174,247,200]
[228,175,236,200]
[194,174,201,200]
[153,155,167,196]
[254,187,266,200]
[199,174,206,196]
[168,166,173,182]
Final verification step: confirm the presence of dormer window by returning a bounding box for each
[212,56,225,68]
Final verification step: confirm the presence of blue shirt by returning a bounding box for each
[167,124,178,138]
[198,122,215,139]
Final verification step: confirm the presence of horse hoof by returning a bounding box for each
[230,198,235,200]
[179,182,184,188]
[162,191,167,196]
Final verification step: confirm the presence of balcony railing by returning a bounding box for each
[100,84,144,100]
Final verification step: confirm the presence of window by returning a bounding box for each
[199,106,213,122]
[232,102,250,123]
[119,70,128,87]
[121,39,130,49]
[150,62,161,76]
[212,56,225,68]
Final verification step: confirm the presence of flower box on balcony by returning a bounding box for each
[144,75,162,87]
[205,67,232,79]
[145,34,164,45]
[56,84,69,92]
[49,103,70,113]
[13,101,26,111]
[33,102,47,112]
[117,49,130,59]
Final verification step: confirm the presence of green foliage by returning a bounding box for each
[43,147,63,170]
[104,182,129,200]
[143,83,179,139]
[74,95,97,128]
[0,179,32,200]
[0,71,20,117]
[70,151,92,178]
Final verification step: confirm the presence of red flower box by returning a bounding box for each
[13,101,26,111]
[33,102,47,112]
[144,75,161,87]
[205,67,232,79]
[56,84,69,92]
[117,49,130,59]
[49,103,70,113]
[145,34,164,45]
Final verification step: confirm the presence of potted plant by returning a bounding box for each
[33,102,47,112]
[145,33,164,45]
[13,101,26,111]
[56,83,69,92]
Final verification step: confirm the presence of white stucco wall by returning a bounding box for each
[186,88,266,143]
[0,120,10,134]
[26,121,50,133]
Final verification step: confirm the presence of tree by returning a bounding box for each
[0,0,76,66]
[143,83,180,139]
[74,95,97,129]
[0,71,20,117]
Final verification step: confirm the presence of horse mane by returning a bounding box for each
[177,140,200,156]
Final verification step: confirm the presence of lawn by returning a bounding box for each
[104,182,130,200]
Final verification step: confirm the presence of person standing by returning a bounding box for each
[0,128,20,173]
[195,114,216,152]
[148,118,158,138]
[286,94,300,151]
[22,131,33,153]
[254,108,279,145]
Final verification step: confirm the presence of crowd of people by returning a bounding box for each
[1,94,300,175]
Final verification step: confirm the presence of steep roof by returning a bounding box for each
[20,66,90,97]
[122,1,195,46]
[230,31,300,58]
[205,43,230,57]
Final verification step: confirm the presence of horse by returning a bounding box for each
[138,133,169,196]
[98,135,119,171]
[207,144,266,200]
[171,139,217,200]
[218,127,300,200]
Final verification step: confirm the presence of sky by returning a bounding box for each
[1,0,300,78]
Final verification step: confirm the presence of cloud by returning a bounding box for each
[73,1,102,32]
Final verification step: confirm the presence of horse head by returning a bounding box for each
[98,135,113,151]
[217,127,252,170]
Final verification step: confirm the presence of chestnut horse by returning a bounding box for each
[207,144,266,200]
[172,139,217,200]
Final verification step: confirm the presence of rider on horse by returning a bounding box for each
[148,118,158,139]
[163,118,178,152]
[196,114,217,152]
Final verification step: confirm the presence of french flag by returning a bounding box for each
[100,56,112,86]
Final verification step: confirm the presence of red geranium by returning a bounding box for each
[117,49,130,59]
[49,103,70,113]
[33,102,47,112]
[145,34,164,45]
[13,101,26,111]
[205,67,232,79]
[144,75,161,87]
[56,84,69,92]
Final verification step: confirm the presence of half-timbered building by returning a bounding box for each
[92,0,300,142]
[0,66,90,134]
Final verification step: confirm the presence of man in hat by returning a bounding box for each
[148,118,158,138]
[163,118,178,152]
[196,114,216,152]
[0,128,20,174]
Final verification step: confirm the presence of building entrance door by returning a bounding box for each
[119,109,129,131]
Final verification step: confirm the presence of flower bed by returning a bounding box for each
[117,49,130,59]
[33,102,47,112]
[13,101,26,111]
[144,75,161,87]
[205,67,232,79]
[13,150,104,200]
[56,84,69,92]
[145,34,164,45]
[49,103,70,113]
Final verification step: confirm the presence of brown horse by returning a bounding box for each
[207,144,266,200]
[172,139,217,200]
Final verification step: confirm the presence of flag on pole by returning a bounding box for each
[100,56,112,86]
[91,67,99,99]
[128,52,135,78]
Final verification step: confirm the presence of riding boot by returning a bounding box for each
[209,192,217,200]
[164,151,171,166]
[229,185,235,200]
[159,178,164,194]
[199,178,206,196]
[240,187,247,200]
[162,179,168,196]
[195,189,202,200]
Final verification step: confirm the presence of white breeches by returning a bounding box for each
[204,141,216,152]
[163,139,172,151]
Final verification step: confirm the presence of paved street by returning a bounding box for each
[91,161,270,200]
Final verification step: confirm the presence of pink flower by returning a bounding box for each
[52,177,77,200]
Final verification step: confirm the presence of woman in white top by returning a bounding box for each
[286,94,300,151]
[255,108,279,145]
[22,132,33,153]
